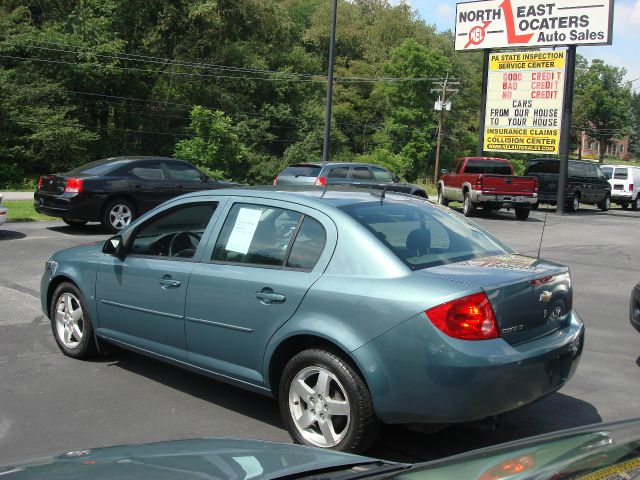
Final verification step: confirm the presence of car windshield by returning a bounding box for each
[67,159,129,176]
[281,165,322,177]
[602,166,613,179]
[614,168,628,180]
[340,200,511,270]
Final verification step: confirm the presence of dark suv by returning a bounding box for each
[273,162,427,198]
[524,158,611,212]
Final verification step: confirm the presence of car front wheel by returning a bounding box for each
[102,199,136,233]
[279,349,377,453]
[50,282,97,359]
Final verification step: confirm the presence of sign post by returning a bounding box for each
[556,45,577,214]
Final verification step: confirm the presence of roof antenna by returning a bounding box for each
[537,205,549,259]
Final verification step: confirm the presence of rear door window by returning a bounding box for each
[327,167,349,179]
[286,217,326,271]
[351,167,373,180]
[129,162,165,181]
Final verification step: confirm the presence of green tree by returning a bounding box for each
[630,91,640,158]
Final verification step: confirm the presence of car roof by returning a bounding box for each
[287,162,386,169]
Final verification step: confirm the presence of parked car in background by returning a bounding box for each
[42,188,584,452]
[273,162,428,198]
[524,158,611,212]
[437,157,538,220]
[0,194,7,226]
[601,165,640,210]
[631,282,640,333]
[34,156,236,233]
[3,418,640,480]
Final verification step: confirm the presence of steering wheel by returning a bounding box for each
[169,231,201,258]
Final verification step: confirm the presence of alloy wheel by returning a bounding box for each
[109,204,132,230]
[55,293,84,349]
[288,366,351,448]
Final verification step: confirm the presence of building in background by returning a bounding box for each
[578,131,630,160]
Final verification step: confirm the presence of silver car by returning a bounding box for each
[0,194,7,226]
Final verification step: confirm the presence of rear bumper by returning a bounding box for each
[352,310,584,424]
[471,191,537,205]
[34,191,104,221]
[611,193,634,203]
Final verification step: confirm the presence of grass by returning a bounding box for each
[3,200,56,222]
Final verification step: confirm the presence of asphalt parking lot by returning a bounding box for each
[0,205,638,464]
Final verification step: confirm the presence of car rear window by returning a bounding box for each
[526,160,559,174]
[614,168,628,180]
[464,160,512,175]
[68,159,127,176]
[281,165,322,178]
[340,201,510,270]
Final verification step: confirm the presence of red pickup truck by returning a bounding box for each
[437,157,538,220]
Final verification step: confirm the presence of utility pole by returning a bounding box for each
[322,0,338,163]
[431,74,459,184]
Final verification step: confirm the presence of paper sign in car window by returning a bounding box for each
[226,207,263,254]
[232,456,264,480]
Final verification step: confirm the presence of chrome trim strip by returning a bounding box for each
[100,300,183,320]
[186,316,253,333]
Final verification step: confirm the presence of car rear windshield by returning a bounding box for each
[280,165,322,178]
[340,201,511,270]
[526,160,559,174]
[614,168,628,180]
[465,160,512,175]
[67,159,129,176]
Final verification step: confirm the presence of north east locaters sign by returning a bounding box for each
[455,0,614,51]
[483,50,566,154]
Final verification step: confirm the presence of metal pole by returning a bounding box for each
[433,74,448,185]
[556,45,577,215]
[477,50,490,157]
[322,0,338,163]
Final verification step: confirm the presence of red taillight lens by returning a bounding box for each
[314,176,327,186]
[478,454,536,480]
[38,176,43,190]
[475,176,482,188]
[64,178,83,193]
[629,184,633,191]
[533,177,539,192]
[273,175,279,185]
[426,292,499,340]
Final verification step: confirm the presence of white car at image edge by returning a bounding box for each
[0,194,7,226]
[602,165,640,210]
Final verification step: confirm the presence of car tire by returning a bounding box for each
[49,282,97,359]
[621,203,629,210]
[532,202,539,210]
[598,195,611,212]
[462,192,476,217]
[63,219,88,227]
[437,188,448,206]
[632,197,640,211]
[515,207,530,220]
[279,349,377,453]
[101,198,136,233]
[567,194,580,213]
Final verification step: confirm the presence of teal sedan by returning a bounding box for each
[41,188,584,452]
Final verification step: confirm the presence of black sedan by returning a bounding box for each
[632,282,640,333]
[35,156,235,232]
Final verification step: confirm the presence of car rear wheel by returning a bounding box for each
[462,192,476,217]
[63,219,88,227]
[631,197,639,211]
[279,349,377,453]
[50,282,97,359]
[102,199,136,233]
[567,194,580,213]
[437,188,448,206]
[515,207,530,220]
[598,195,611,211]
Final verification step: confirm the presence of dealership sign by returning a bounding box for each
[483,49,566,154]
[455,0,614,51]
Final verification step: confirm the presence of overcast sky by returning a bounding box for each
[408,0,640,88]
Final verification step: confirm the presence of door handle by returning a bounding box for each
[255,289,286,303]
[159,275,181,289]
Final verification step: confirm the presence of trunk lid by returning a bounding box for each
[419,254,572,345]
[480,175,537,195]
[38,174,69,194]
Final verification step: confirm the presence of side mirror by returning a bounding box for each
[393,175,400,182]
[440,168,449,175]
[103,235,125,259]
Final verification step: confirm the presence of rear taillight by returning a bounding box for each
[425,292,499,340]
[38,176,43,190]
[629,184,633,191]
[475,176,482,189]
[533,177,539,192]
[273,175,279,185]
[478,454,536,480]
[64,178,83,193]
[314,176,327,186]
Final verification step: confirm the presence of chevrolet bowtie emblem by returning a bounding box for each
[539,291,552,303]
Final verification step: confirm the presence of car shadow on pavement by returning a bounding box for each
[368,393,602,463]
[0,229,27,240]
[47,224,108,236]
[104,346,284,429]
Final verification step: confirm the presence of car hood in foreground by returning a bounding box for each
[0,438,378,480]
